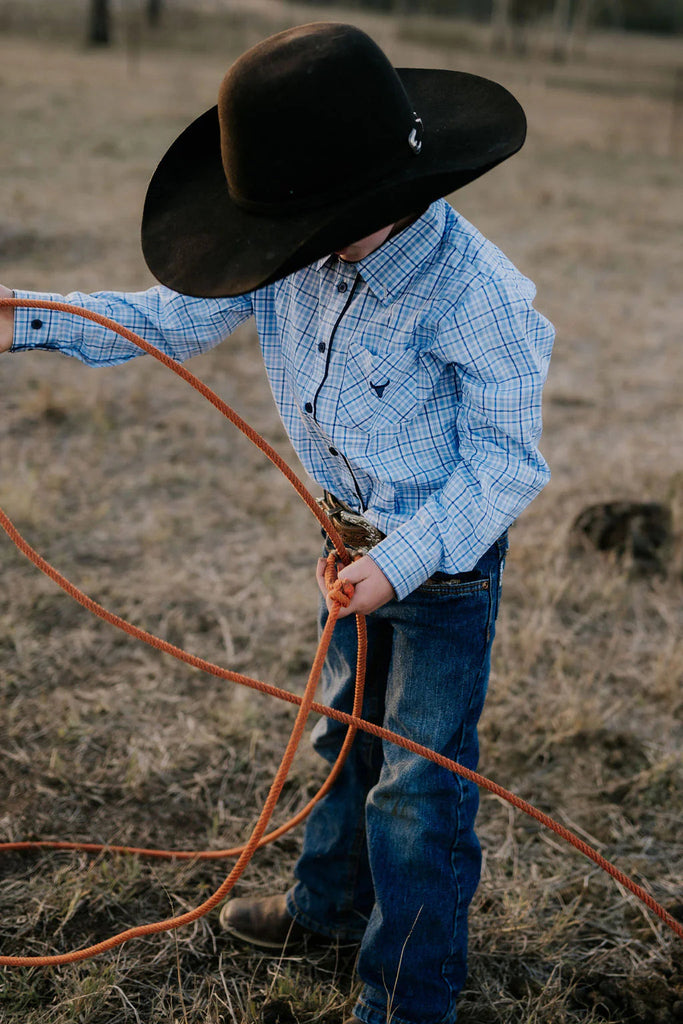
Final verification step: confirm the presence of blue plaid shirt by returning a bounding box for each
[12,200,554,599]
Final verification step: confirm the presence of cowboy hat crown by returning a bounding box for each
[220,23,423,215]
[142,22,526,296]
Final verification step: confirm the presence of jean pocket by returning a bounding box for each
[416,569,491,597]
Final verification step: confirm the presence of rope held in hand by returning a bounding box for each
[0,298,680,969]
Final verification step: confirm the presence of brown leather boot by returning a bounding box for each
[219,893,323,951]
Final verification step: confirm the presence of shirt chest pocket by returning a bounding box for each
[335,342,440,434]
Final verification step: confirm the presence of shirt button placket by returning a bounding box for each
[308,265,357,424]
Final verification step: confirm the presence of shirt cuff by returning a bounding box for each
[366,509,444,601]
[10,290,71,352]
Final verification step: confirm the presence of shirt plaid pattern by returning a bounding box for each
[13,200,554,599]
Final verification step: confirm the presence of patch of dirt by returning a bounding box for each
[262,999,299,1024]
[571,965,683,1024]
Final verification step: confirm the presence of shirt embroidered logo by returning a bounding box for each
[370,380,390,398]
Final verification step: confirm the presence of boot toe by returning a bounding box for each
[219,893,309,950]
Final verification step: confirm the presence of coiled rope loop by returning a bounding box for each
[0,297,680,968]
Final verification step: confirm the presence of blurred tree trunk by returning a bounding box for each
[570,0,601,59]
[492,0,536,55]
[491,0,511,50]
[573,0,594,40]
[88,0,110,46]
[552,0,572,60]
[147,0,163,27]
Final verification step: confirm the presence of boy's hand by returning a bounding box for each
[317,553,395,619]
[0,285,15,352]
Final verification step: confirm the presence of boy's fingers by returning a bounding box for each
[316,557,328,596]
[334,558,395,619]
[317,554,394,618]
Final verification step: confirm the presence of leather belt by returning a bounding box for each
[317,491,385,556]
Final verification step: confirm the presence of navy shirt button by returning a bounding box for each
[31,318,43,329]
[337,281,347,293]
[328,446,338,456]
[318,342,326,352]
[304,402,313,414]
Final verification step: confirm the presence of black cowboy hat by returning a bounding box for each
[141,22,526,298]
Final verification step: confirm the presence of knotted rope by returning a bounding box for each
[0,297,680,969]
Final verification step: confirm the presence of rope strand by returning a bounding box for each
[0,297,680,968]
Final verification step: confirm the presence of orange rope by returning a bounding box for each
[0,557,362,966]
[0,297,680,967]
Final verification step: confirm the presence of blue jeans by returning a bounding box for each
[287,533,507,1024]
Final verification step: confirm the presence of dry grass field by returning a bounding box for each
[0,2,681,1022]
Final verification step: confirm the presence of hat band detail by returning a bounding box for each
[408,115,424,155]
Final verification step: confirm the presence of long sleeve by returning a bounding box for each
[10,284,254,366]
[367,276,554,599]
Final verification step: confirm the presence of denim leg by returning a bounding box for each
[288,608,391,940]
[291,537,505,1021]
[355,564,499,1024]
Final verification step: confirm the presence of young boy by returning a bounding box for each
[0,23,554,1024]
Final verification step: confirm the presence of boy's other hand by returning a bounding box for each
[317,553,395,619]
[0,285,15,352]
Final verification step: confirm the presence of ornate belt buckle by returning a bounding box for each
[317,493,384,555]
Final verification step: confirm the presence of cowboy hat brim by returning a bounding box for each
[141,68,526,298]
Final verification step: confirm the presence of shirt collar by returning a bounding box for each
[313,201,446,305]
